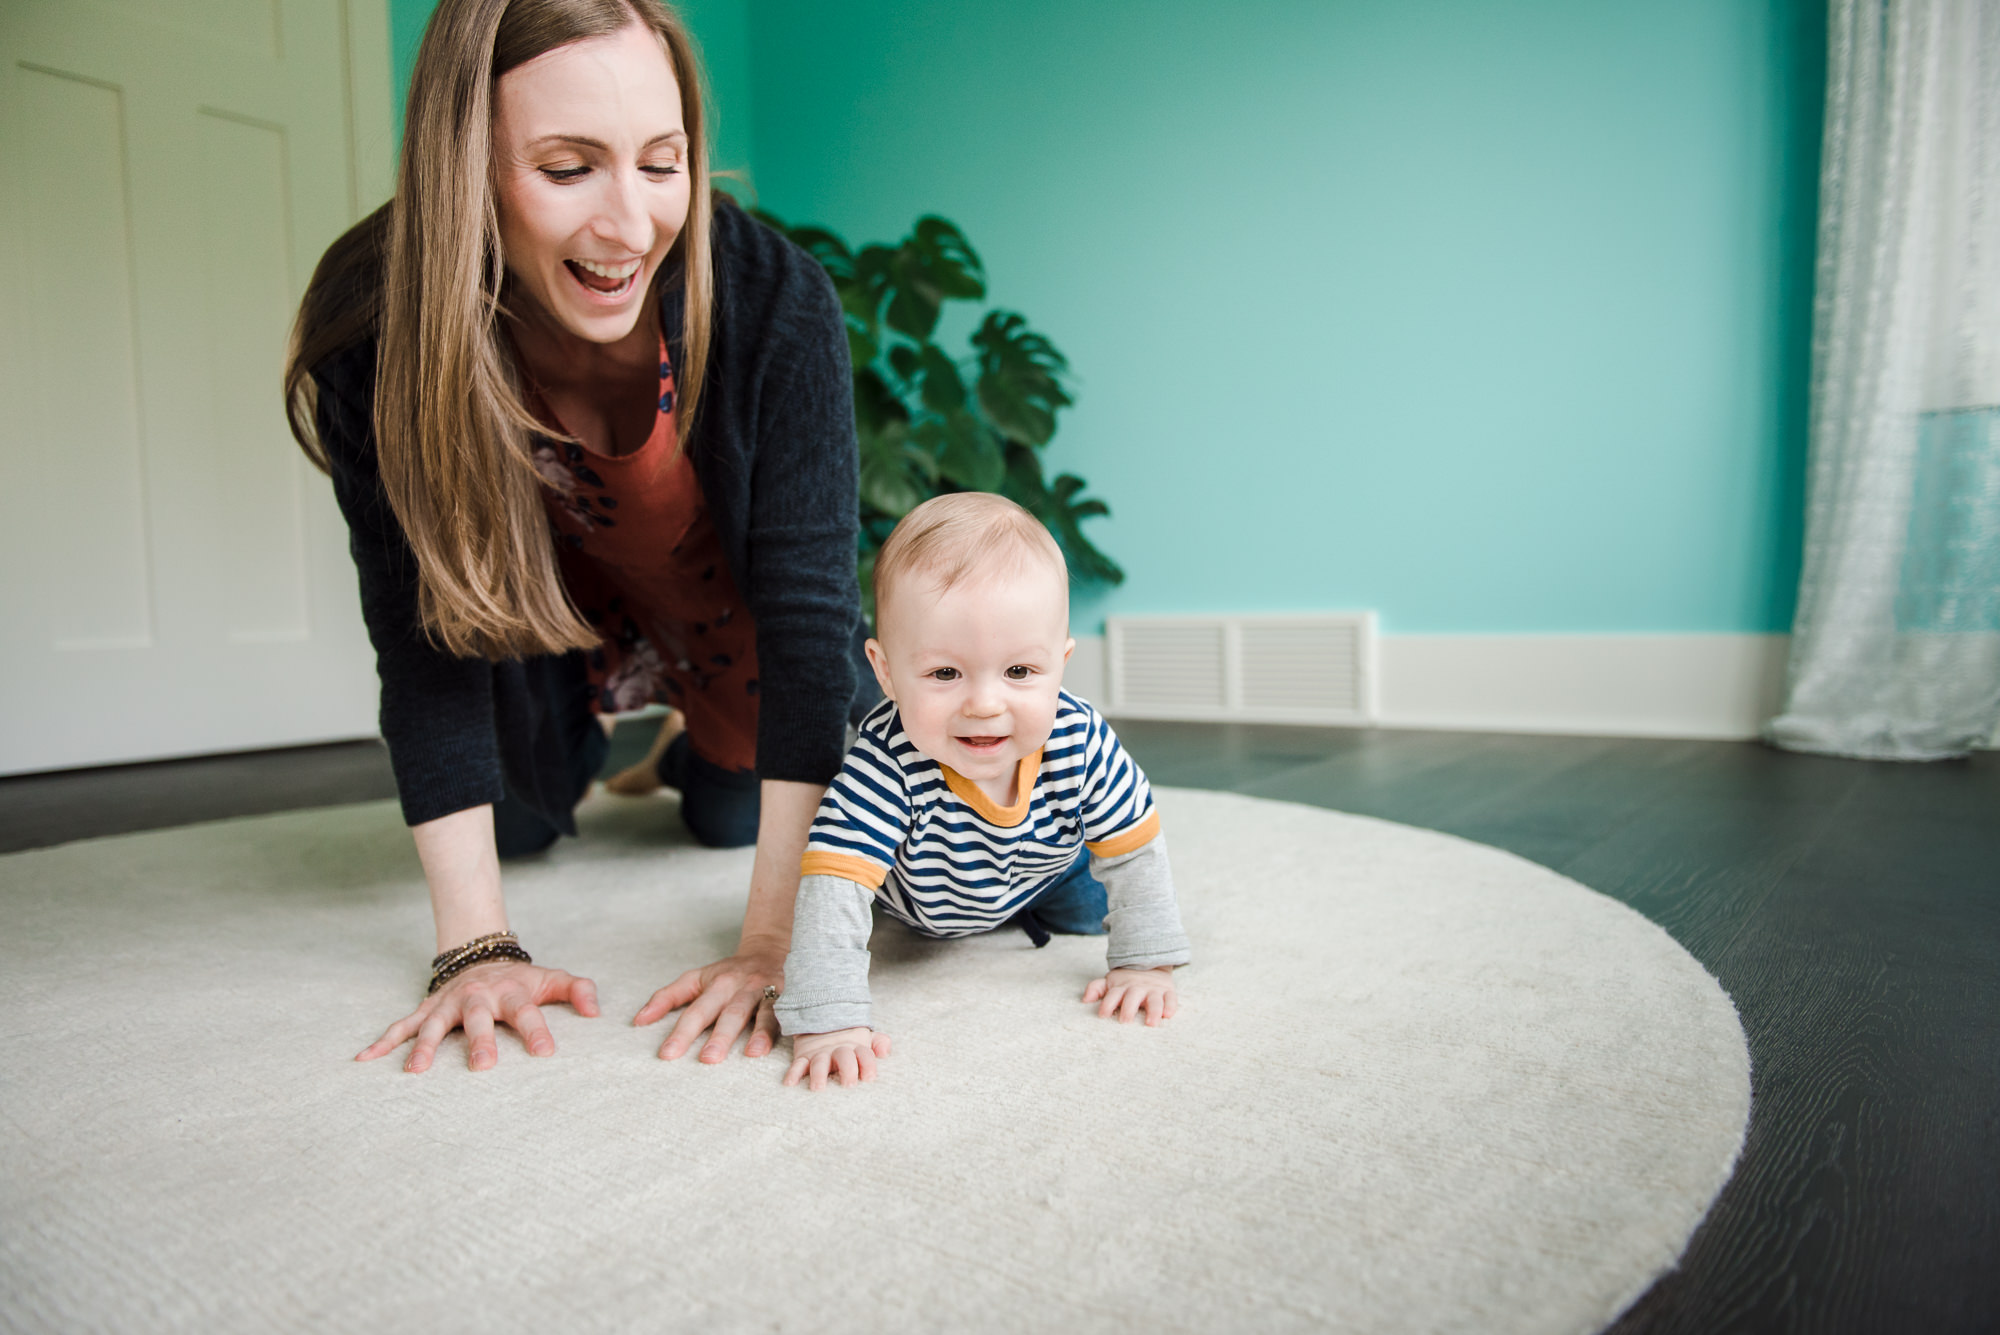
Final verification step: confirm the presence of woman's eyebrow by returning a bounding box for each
[524,131,688,151]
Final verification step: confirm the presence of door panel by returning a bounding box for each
[199,110,310,644]
[16,65,155,653]
[0,0,393,774]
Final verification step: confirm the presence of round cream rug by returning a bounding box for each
[0,788,1747,1334]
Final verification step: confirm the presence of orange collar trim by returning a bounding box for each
[939,749,1042,827]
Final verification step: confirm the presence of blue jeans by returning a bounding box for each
[653,729,761,848]
[1012,846,1109,945]
[494,726,760,857]
[491,672,761,863]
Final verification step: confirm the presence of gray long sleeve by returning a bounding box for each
[778,834,1191,1034]
[1098,833,1192,970]
[776,873,877,1035]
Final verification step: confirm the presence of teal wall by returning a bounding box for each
[387,0,428,137]
[385,0,1825,636]
[745,0,1825,633]
[389,0,757,175]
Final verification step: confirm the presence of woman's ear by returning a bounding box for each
[864,638,897,701]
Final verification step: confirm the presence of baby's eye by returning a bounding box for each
[1005,665,1033,680]
[929,667,960,681]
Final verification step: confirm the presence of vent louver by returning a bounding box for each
[1105,614,1376,724]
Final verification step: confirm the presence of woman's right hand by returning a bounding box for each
[356,959,600,1072]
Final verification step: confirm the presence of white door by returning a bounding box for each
[0,0,394,775]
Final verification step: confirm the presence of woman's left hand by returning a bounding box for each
[634,939,785,1062]
[637,780,821,1062]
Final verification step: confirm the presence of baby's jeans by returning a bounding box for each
[1012,847,1109,944]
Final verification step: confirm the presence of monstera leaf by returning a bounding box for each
[850,245,899,335]
[974,312,1072,448]
[883,218,986,343]
[851,365,909,440]
[915,410,1005,492]
[917,344,967,414]
[778,224,855,283]
[858,418,935,519]
[757,206,1122,592]
[1002,444,1124,586]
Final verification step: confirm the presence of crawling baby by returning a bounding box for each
[776,491,1191,1090]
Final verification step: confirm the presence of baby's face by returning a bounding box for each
[867,561,1074,795]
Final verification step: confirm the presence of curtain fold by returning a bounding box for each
[1767,0,2000,759]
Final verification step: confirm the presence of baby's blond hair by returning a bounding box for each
[873,492,1067,617]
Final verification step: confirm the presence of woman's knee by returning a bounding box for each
[659,730,760,847]
[680,791,760,848]
[492,798,561,859]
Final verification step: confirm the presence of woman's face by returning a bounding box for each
[491,22,690,346]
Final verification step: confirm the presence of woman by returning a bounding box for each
[284,0,869,1073]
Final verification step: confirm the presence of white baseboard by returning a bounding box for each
[1073,631,1790,742]
[1375,633,1789,740]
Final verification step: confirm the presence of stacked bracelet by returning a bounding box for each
[428,931,532,994]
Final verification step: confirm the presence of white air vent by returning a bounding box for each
[1105,614,1376,724]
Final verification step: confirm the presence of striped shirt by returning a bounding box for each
[800,691,1161,937]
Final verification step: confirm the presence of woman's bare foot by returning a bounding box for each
[604,710,685,795]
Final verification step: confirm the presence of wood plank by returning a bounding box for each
[1231,727,1522,818]
[0,740,396,853]
[1113,718,1359,792]
[1426,736,1720,870]
[1606,753,1999,1334]
[1564,744,1869,962]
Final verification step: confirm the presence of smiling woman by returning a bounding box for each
[493,28,691,355]
[281,0,874,1077]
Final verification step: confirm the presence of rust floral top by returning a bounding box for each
[532,337,760,774]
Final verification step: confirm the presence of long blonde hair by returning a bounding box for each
[284,0,713,660]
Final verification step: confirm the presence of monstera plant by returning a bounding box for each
[754,210,1123,608]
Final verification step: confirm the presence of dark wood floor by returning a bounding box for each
[3,722,1994,1334]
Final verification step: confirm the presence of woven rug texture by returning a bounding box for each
[0,788,1749,1334]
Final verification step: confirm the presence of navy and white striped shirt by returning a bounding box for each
[800,691,1161,938]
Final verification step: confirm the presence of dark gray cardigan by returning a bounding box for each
[314,200,870,832]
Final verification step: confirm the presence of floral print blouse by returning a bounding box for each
[533,337,760,774]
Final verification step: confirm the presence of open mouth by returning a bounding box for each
[956,735,1008,754]
[564,257,642,300]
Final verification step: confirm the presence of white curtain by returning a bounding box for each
[1768,0,2000,759]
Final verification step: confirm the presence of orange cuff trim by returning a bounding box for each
[799,851,891,889]
[1085,809,1161,860]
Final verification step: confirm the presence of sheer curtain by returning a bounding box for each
[1767,0,2000,759]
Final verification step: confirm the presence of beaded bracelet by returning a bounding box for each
[431,930,518,974]
[429,939,511,985]
[428,933,533,995]
[429,943,531,994]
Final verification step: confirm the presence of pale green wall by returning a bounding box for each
[745,0,1826,634]
[389,0,757,175]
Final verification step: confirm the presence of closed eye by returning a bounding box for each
[538,164,679,184]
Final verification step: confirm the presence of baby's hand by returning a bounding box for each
[1083,966,1178,1026]
[783,1026,893,1091]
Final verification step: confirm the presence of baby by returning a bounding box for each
[777,491,1191,1090]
